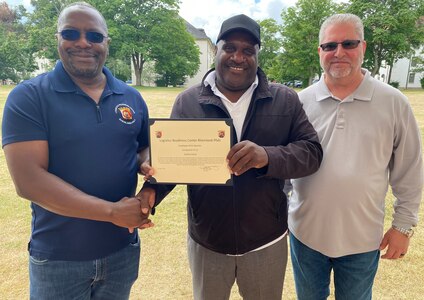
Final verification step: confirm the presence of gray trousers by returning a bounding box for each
[188,234,288,300]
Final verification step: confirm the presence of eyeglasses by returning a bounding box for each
[58,29,107,43]
[319,40,361,52]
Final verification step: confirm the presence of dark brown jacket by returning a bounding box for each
[150,68,322,255]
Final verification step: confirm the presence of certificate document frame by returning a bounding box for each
[148,118,233,185]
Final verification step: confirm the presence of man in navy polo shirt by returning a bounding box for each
[2,2,154,299]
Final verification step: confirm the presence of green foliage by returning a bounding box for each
[348,0,424,76]
[106,58,131,82]
[92,0,176,60]
[389,81,400,88]
[258,18,281,81]
[151,18,200,87]
[27,0,73,61]
[0,2,36,82]
[412,48,424,74]
[278,0,342,85]
[420,77,424,89]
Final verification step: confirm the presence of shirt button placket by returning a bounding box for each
[336,104,345,129]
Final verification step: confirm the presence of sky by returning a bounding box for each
[178,0,298,42]
[5,0,299,43]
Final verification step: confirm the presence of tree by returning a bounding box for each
[107,58,131,82]
[411,46,424,88]
[412,48,424,72]
[27,0,72,61]
[152,19,200,86]
[348,0,424,78]
[0,2,36,82]
[279,0,341,85]
[93,0,199,86]
[0,1,17,25]
[258,18,281,81]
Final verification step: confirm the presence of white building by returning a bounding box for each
[379,47,423,89]
[184,21,215,87]
[133,20,214,87]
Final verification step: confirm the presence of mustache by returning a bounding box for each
[329,59,350,63]
[227,62,247,68]
[67,50,97,56]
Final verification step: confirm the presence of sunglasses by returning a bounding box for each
[319,40,361,52]
[58,29,107,43]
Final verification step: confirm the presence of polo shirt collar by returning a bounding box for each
[352,69,374,102]
[48,61,124,95]
[316,68,374,103]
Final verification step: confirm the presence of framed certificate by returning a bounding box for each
[148,118,233,185]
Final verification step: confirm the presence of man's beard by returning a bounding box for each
[328,66,352,78]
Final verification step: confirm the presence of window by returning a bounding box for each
[408,72,415,83]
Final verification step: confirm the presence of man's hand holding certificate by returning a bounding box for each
[226,140,269,176]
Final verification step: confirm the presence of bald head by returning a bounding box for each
[57,2,108,34]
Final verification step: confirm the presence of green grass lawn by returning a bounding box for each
[0,85,423,299]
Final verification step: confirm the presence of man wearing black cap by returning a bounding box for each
[141,14,322,299]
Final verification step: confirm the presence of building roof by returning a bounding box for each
[185,20,210,40]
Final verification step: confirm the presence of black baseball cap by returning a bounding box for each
[216,14,261,47]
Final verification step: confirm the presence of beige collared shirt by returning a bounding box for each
[289,69,423,257]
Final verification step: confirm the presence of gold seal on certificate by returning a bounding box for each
[148,119,233,185]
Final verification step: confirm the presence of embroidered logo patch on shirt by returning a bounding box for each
[115,104,136,124]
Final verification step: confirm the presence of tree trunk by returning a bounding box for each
[387,61,393,84]
[131,53,145,86]
[308,66,314,86]
[371,50,380,77]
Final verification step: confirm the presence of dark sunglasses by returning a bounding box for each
[320,40,361,52]
[58,29,107,43]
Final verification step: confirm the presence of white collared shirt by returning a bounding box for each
[204,71,258,142]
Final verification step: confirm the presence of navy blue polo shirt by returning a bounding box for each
[2,61,149,261]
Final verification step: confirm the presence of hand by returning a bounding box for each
[109,197,153,233]
[139,161,155,181]
[136,187,156,230]
[226,140,268,176]
[379,227,410,259]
